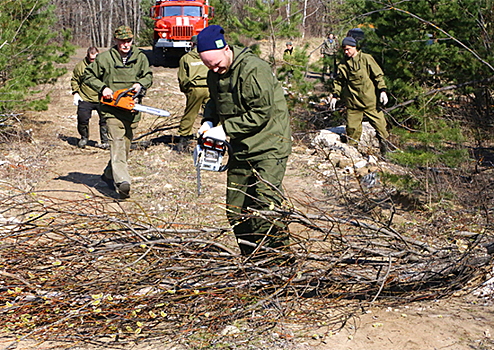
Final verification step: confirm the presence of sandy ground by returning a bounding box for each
[0,46,493,350]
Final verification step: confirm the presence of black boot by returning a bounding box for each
[378,138,389,156]
[77,124,89,149]
[118,182,131,199]
[99,124,109,150]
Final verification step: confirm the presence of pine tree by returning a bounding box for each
[232,0,301,64]
[0,0,74,112]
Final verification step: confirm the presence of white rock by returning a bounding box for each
[368,155,378,164]
[221,325,240,336]
[354,160,367,169]
[473,276,494,298]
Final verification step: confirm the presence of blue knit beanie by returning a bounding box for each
[341,36,357,47]
[197,25,227,53]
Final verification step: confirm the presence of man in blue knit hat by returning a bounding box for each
[196,25,293,263]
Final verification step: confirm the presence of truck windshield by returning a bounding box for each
[163,6,181,17]
[183,6,201,17]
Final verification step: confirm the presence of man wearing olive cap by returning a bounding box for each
[329,36,389,155]
[177,35,209,146]
[196,25,293,263]
[84,25,153,199]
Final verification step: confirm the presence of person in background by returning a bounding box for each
[320,32,339,80]
[329,36,389,155]
[284,41,293,56]
[177,35,209,148]
[71,47,109,149]
[196,25,293,263]
[282,41,294,82]
[84,26,153,199]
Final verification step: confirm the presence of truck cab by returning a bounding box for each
[151,0,213,65]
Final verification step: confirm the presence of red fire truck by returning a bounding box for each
[150,0,213,65]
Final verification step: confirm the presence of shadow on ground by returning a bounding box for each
[141,48,180,68]
[54,172,119,199]
[57,134,107,149]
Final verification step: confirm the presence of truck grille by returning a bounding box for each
[172,26,193,40]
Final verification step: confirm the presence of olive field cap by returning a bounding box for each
[114,25,134,40]
[191,35,198,44]
[341,36,357,47]
[197,25,227,53]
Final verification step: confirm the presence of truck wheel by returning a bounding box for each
[152,46,165,67]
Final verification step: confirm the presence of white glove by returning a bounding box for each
[329,97,338,111]
[73,93,83,106]
[380,91,388,106]
[203,125,226,141]
[197,121,213,136]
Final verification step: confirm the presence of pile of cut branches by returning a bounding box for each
[0,188,492,348]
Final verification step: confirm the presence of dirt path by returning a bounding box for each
[1,48,493,350]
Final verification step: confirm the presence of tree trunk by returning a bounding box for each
[133,0,139,39]
[85,0,97,46]
[302,0,308,39]
[122,0,129,27]
[98,0,105,47]
[286,0,290,25]
[135,0,141,43]
[107,0,114,47]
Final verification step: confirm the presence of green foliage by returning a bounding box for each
[209,0,236,32]
[233,0,301,62]
[0,0,74,112]
[381,172,422,194]
[138,0,155,46]
[278,43,313,96]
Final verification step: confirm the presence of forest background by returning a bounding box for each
[2,0,494,170]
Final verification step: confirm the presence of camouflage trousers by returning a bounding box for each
[346,107,388,146]
[178,87,209,137]
[226,157,290,257]
[103,117,138,185]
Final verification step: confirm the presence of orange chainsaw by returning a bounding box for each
[101,88,170,117]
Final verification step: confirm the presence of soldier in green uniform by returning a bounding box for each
[196,25,292,261]
[177,35,209,142]
[84,26,153,199]
[320,33,339,80]
[329,36,389,154]
[71,47,109,149]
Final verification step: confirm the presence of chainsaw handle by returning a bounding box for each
[114,87,135,106]
[218,141,232,172]
[197,134,232,172]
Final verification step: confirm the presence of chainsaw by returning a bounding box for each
[101,88,171,117]
[193,133,232,196]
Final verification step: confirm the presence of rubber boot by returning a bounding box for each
[77,124,89,149]
[99,124,110,150]
[378,137,389,157]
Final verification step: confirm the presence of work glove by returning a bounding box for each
[380,91,388,106]
[329,97,338,111]
[73,93,83,106]
[197,121,213,137]
[203,125,226,141]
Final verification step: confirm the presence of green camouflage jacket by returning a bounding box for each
[71,57,99,103]
[177,48,209,93]
[84,45,153,122]
[333,51,386,110]
[202,46,292,161]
